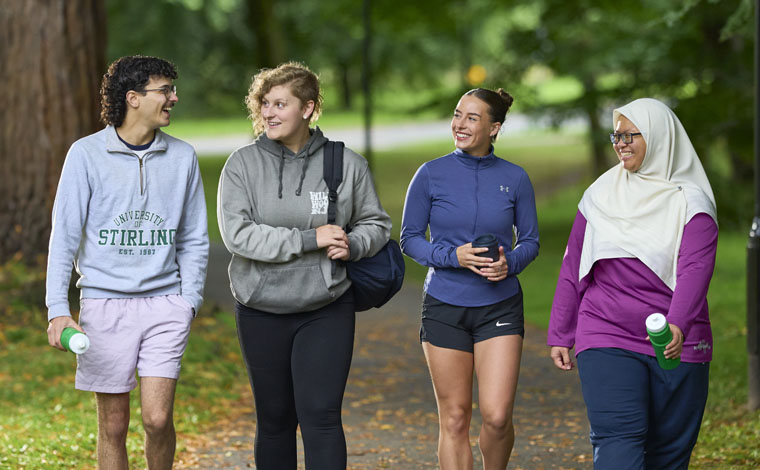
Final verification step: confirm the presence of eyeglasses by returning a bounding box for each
[141,85,177,98]
[609,132,642,144]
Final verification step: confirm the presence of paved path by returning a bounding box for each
[186,115,586,156]
[183,244,591,469]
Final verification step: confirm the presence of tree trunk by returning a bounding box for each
[0,0,106,264]
[246,0,286,68]
[581,79,609,176]
[338,61,352,110]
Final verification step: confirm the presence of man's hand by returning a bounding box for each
[47,316,83,351]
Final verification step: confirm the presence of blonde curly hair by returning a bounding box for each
[245,62,323,135]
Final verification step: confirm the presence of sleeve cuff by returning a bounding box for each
[447,247,460,268]
[348,237,362,261]
[182,295,201,317]
[505,252,516,275]
[667,317,691,340]
[301,229,319,252]
[47,305,72,322]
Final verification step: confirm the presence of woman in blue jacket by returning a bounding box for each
[401,88,539,469]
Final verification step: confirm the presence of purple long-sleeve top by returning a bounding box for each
[547,211,717,363]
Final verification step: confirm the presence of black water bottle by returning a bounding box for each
[472,233,500,269]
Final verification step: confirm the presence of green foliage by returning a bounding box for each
[496,0,754,226]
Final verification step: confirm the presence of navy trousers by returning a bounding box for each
[577,348,709,470]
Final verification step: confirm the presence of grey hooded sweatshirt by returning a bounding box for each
[217,127,392,313]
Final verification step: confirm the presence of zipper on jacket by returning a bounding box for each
[473,159,480,234]
[138,156,145,195]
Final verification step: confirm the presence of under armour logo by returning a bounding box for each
[500,185,509,192]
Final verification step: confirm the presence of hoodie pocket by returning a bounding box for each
[247,264,332,313]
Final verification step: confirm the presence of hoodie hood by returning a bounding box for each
[254,127,328,199]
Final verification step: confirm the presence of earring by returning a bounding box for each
[303,115,309,120]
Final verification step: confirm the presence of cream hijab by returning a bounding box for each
[578,98,717,290]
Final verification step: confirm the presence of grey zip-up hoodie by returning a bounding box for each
[217,127,391,313]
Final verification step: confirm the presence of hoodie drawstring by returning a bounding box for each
[295,156,309,196]
[278,138,317,198]
[295,138,317,196]
[277,149,285,199]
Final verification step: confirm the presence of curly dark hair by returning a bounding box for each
[99,55,178,127]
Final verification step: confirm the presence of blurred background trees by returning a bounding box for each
[0,0,754,262]
[103,0,760,228]
[1,0,106,264]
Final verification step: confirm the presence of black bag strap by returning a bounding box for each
[323,141,345,225]
[323,141,345,276]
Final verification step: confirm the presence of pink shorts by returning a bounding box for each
[75,295,194,393]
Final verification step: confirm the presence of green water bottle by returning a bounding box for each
[645,313,679,370]
[61,327,90,354]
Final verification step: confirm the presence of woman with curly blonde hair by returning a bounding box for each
[218,62,391,469]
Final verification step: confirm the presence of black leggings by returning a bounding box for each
[235,290,355,470]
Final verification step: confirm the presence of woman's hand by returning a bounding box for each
[664,323,684,360]
[327,245,351,261]
[479,246,508,282]
[316,224,348,249]
[456,242,492,274]
[551,346,575,371]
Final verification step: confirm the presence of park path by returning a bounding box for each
[185,114,585,156]
[178,244,591,469]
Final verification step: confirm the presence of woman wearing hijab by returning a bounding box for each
[547,98,718,469]
[218,62,391,469]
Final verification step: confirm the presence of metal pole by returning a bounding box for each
[362,0,372,169]
[748,0,760,412]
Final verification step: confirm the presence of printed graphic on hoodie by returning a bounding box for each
[310,191,328,215]
[97,209,175,255]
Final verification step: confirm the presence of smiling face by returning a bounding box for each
[261,84,314,153]
[614,115,647,172]
[451,95,501,157]
[137,76,178,129]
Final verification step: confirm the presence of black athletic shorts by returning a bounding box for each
[420,287,524,353]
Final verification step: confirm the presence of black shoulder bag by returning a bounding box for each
[323,141,405,312]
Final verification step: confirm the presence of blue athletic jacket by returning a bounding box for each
[400,148,539,307]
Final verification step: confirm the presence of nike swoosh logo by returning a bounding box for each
[496,321,511,327]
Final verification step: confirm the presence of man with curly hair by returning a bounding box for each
[45,55,208,470]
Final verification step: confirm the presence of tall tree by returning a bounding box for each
[245,0,286,68]
[0,0,106,263]
[498,0,753,224]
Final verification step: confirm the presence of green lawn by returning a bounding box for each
[1,130,756,468]
[168,108,442,140]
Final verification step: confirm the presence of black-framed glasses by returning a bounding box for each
[141,85,177,98]
[609,132,642,144]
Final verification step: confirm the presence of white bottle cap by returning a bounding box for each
[645,313,667,334]
[69,333,90,354]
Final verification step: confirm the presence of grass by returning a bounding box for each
[0,276,248,469]
[1,130,756,468]
[169,108,443,140]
